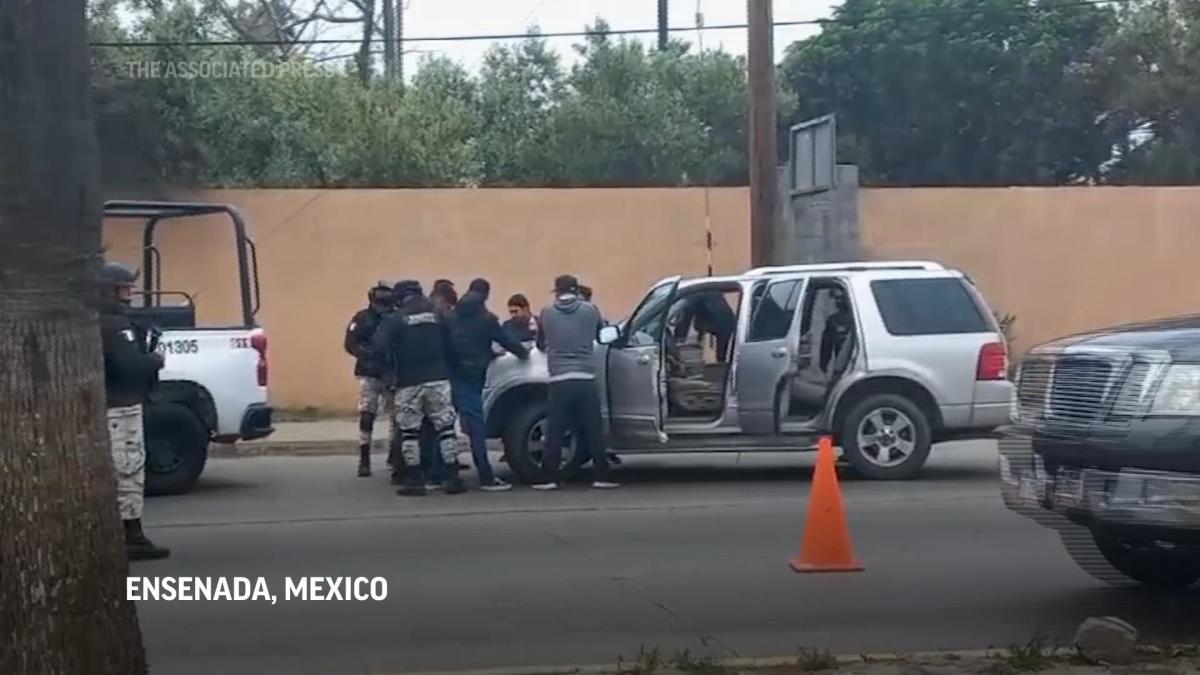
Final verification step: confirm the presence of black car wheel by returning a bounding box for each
[838,393,932,480]
[1063,527,1200,590]
[144,402,209,496]
[501,400,585,485]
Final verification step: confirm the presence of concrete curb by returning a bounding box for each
[365,648,1044,675]
[210,439,487,458]
[210,440,370,458]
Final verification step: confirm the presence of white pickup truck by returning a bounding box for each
[105,201,273,495]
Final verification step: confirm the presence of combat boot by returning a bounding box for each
[124,519,171,561]
[443,476,467,495]
[357,445,372,477]
[397,479,427,497]
[397,467,427,497]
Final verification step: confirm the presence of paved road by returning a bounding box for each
[137,443,1200,675]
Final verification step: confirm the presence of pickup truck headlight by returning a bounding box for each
[1149,365,1200,416]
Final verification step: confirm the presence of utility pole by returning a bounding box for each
[395,0,405,86]
[380,0,404,85]
[747,0,778,267]
[657,0,669,50]
[382,0,396,81]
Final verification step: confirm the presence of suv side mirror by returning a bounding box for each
[598,325,621,345]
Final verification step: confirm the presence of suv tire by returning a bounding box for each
[502,400,586,485]
[1062,528,1200,590]
[144,402,209,496]
[838,393,932,480]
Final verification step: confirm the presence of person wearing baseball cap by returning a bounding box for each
[532,275,618,490]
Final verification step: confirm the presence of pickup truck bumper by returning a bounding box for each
[239,403,274,441]
[999,428,1200,541]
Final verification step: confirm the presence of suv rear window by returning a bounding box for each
[870,278,989,336]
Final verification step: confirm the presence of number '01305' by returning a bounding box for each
[158,339,199,355]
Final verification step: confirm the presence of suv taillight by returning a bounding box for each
[977,342,1008,381]
[250,330,268,387]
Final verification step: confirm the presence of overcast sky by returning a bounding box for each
[252,0,838,76]
[394,0,835,72]
[113,1,839,76]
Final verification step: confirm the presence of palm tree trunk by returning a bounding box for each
[0,1,148,673]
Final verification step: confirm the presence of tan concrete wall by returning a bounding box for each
[103,188,752,412]
[103,186,1200,413]
[860,187,1200,357]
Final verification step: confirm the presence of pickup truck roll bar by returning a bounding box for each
[103,200,260,328]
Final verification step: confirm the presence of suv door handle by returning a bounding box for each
[772,347,788,358]
[637,354,652,365]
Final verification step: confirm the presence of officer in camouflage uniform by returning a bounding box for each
[343,282,395,477]
[373,280,465,496]
[98,262,170,561]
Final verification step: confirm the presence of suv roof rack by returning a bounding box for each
[744,261,946,276]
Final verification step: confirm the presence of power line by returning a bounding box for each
[89,0,1129,48]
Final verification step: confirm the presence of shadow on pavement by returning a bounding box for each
[560,455,997,486]
[148,476,258,499]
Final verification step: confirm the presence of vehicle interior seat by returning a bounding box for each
[667,341,726,416]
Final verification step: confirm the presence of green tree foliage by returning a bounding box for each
[90,0,1200,188]
[1100,0,1200,183]
[91,8,749,188]
[475,36,566,185]
[542,24,748,186]
[779,0,1122,186]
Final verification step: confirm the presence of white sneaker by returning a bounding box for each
[530,482,559,491]
[480,478,513,492]
[591,481,620,489]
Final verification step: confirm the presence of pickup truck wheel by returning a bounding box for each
[838,393,932,480]
[144,402,209,496]
[1063,528,1200,590]
[501,401,585,485]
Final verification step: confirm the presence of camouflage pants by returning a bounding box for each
[357,377,395,446]
[107,404,145,521]
[393,381,457,469]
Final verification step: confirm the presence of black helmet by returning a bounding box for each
[98,262,138,286]
[393,279,423,301]
[368,281,392,303]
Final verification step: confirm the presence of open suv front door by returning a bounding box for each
[604,277,681,449]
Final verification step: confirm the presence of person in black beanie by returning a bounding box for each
[446,278,529,490]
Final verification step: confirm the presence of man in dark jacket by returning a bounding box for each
[447,278,529,491]
[674,290,736,363]
[99,262,170,561]
[374,280,465,496]
[343,282,394,477]
[819,287,855,374]
[532,275,617,491]
[423,279,461,483]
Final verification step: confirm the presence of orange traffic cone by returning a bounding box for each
[789,436,864,573]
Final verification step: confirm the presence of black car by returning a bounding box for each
[999,315,1200,590]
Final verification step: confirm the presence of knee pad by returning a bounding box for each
[398,428,421,442]
[358,412,376,433]
[433,415,457,436]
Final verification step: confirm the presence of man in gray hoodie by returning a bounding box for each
[533,275,618,490]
